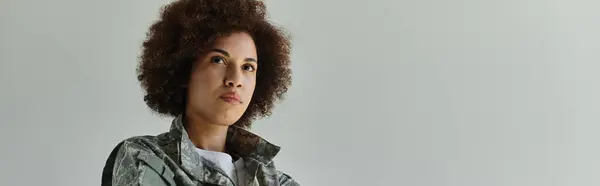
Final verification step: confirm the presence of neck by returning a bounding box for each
[184,111,229,152]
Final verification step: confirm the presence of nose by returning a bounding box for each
[224,68,243,88]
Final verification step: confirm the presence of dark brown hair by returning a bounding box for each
[137,0,292,128]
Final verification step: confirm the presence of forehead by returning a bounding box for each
[212,32,257,57]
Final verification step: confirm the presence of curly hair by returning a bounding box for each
[137,0,292,128]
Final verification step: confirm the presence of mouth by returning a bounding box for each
[219,92,242,104]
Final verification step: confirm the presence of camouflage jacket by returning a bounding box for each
[101,115,299,186]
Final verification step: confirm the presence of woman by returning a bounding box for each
[101,0,297,185]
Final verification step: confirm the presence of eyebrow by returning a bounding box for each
[211,48,257,63]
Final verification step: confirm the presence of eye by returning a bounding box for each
[210,56,225,64]
[242,64,256,72]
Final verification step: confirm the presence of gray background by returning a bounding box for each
[1,0,599,185]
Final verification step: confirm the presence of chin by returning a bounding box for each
[213,109,245,126]
[212,115,242,126]
[213,120,238,126]
[186,107,241,126]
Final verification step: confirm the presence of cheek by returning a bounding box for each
[246,79,256,99]
[191,66,222,85]
[243,77,257,98]
[188,70,218,98]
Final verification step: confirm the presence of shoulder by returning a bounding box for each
[109,135,161,171]
[117,135,160,152]
[103,134,173,185]
[261,160,300,186]
[276,170,299,186]
[113,132,175,155]
[110,132,177,166]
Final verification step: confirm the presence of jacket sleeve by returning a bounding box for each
[110,141,148,186]
[109,139,177,186]
[277,171,300,186]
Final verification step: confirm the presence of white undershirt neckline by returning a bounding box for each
[195,148,246,186]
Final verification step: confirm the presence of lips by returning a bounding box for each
[219,92,241,104]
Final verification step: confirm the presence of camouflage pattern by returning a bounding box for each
[105,115,299,186]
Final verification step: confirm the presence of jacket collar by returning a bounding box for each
[168,114,281,169]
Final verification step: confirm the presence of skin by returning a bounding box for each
[184,32,258,152]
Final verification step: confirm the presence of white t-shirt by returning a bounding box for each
[195,148,246,186]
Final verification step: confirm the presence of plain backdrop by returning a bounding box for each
[1,0,599,185]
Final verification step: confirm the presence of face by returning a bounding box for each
[186,32,258,126]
